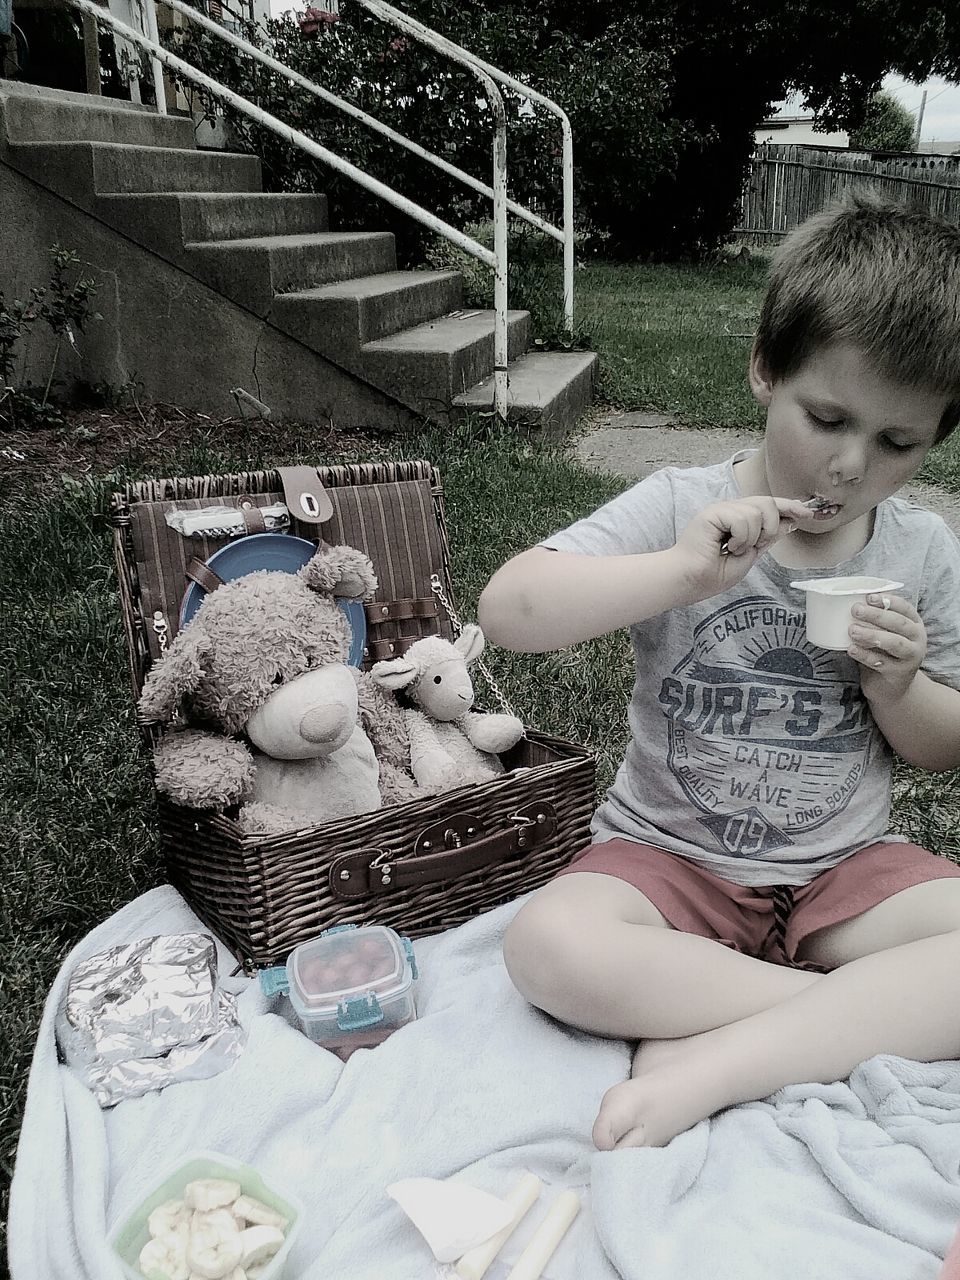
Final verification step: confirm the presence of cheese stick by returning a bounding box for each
[454,1173,542,1280]
[503,1190,580,1280]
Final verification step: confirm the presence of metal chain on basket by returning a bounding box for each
[429,573,523,728]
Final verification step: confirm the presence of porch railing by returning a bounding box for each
[60,0,576,421]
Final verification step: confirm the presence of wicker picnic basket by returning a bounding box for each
[110,459,596,969]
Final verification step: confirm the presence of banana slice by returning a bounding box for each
[187,1218,244,1279]
[148,1198,192,1240]
[139,1233,190,1280]
[184,1179,242,1213]
[237,1225,285,1269]
[192,1208,242,1236]
[231,1196,288,1231]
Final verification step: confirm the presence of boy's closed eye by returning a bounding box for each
[804,408,919,452]
[805,409,844,429]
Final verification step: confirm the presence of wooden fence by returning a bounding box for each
[735,143,960,243]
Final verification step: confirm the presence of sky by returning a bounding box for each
[265,4,960,146]
[878,74,960,146]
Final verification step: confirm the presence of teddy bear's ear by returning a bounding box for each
[370,655,420,691]
[453,623,485,666]
[301,544,378,600]
[137,625,211,723]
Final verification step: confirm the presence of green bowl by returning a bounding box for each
[109,1151,303,1280]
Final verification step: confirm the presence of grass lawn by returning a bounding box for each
[3,257,960,1252]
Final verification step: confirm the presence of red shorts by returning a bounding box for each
[554,839,960,973]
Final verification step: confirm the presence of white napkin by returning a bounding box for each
[387,1177,514,1263]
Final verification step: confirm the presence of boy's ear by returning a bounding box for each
[748,343,775,407]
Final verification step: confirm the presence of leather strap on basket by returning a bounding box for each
[365,598,440,624]
[276,465,333,525]
[237,499,267,534]
[329,802,556,900]
[185,558,226,594]
[364,636,419,662]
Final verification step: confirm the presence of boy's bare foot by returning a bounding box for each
[632,1033,706,1075]
[593,1036,738,1149]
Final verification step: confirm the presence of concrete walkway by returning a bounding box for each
[572,411,960,538]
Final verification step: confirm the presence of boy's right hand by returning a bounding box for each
[675,496,814,598]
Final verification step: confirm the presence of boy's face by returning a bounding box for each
[749,343,948,535]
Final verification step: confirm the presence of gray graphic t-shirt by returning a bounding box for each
[540,450,960,886]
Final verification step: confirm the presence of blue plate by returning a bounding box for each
[179,533,367,667]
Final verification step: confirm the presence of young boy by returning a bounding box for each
[478,193,960,1152]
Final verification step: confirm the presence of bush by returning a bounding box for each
[166,5,695,264]
[425,219,597,351]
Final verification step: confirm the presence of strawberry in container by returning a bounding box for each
[259,925,418,1060]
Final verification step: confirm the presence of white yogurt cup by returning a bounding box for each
[789,576,904,650]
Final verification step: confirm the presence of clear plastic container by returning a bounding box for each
[260,924,418,1060]
[109,1150,302,1280]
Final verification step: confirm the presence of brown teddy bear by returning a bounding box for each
[137,542,414,835]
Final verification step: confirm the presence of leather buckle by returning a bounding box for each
[276,465,333,525]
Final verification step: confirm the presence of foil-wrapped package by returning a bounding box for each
[55,932,247,1107]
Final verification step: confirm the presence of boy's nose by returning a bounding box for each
[828,447,865,486]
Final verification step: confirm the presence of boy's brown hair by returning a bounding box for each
[754,191,960,441]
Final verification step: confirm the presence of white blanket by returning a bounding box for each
[8,885,960,1280]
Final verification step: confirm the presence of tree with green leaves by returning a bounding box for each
[849,90,918,152]
[170,0,960,260]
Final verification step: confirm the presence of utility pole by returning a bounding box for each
[914,88,928,151]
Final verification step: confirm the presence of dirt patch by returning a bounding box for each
[0,403,399,502]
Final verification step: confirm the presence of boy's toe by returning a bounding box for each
[593,1081,644,1150]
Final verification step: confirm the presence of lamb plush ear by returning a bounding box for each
[137,625,211,724]
[370,655,420,692]
[301,544,378,600]
[454,623,485,666]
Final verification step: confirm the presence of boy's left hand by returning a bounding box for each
[847,593,926,700]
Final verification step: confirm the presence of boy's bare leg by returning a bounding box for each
[594,927,960,1151]
[503,873,822,1040]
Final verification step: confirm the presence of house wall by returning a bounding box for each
[754,121,849,148]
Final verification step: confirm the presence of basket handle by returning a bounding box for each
[329,802,556,900]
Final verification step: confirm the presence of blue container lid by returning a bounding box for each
[178,533,366,666]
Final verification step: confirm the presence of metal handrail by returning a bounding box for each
[161,0,509,415]
[60,0,496,273]
[166,0,561,242]
[360,0,574,332]
[61,0,576,418]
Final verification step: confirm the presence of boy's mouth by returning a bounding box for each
[805,494,843,521]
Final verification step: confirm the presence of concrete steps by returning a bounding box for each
[0,79,195,147]
[0,78,597,433]
[275,270,463,347]
[453,350,598,438]
[7,139,262,194]
[362,308,531,415]
[98,192,330,244]
[182,232,398,314]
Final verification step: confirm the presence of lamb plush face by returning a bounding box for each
[138,544,378,743]
[370,624,485,722]
[412,654,476,721]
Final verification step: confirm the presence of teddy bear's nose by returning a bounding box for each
[299,704,349,744]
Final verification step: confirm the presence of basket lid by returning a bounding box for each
[114,463,457,687]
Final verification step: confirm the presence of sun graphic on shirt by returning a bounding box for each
[696,614,842,685]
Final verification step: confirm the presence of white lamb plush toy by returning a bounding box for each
[369,624,524,794]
